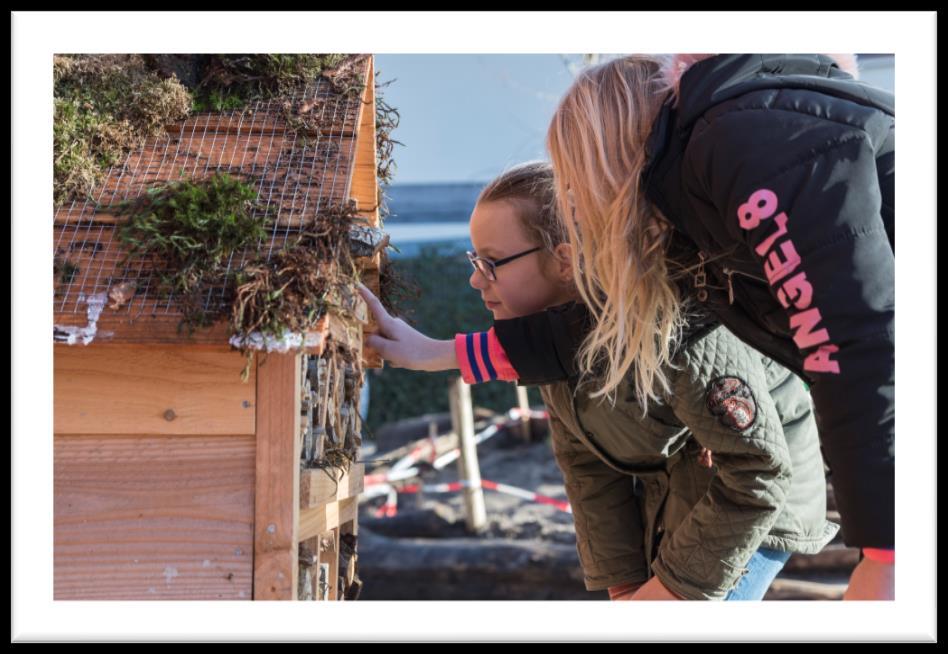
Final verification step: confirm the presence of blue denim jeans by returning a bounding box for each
[724,547,792,601]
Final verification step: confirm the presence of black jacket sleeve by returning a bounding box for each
[682,107,894,548]
[492,301,592,385]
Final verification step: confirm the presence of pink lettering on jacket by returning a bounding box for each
[776,272,813,310]
[737,188,840,374]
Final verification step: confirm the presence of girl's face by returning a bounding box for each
[468,200,575,320]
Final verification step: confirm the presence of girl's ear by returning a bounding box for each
[553,243,574,282]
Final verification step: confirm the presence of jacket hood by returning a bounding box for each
[658,54,865,129]
[659,53,859,99]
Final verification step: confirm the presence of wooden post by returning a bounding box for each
[516,385,531,441]
[428,419,438,462]
[448,376,487,533]
[253,352,302,600]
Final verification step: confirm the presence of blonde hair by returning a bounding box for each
[477,161,566,254]
[547,55,685,408]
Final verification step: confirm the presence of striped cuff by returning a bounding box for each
[454,328,519,384]
[862,548,895,564]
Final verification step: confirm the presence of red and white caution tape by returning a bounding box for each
[363,407,563,518]
[367,478,571,517]
[400,478,571,514]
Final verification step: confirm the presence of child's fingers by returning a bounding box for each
[358,283,392,326]
[365,333,397,366]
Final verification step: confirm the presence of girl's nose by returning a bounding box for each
[469,269,487,290]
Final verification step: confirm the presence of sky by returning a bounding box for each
[375,54,582,185]
[375,53,894,186]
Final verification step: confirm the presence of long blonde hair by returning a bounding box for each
[547,55,684,408]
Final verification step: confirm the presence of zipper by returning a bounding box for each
[692,251,730,303]
[693,252,711,302]
[721,267,769,305]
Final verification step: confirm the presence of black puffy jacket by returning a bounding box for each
[496,54,894,549]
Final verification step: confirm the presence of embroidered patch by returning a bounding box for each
[706,376,757,431]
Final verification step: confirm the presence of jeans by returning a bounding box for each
[723,547,792,601]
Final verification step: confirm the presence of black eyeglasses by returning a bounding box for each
[466,246,542,282]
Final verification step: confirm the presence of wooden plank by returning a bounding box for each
[298,496,358,543]
[54,434,255,600]
[353,252,381,276]
[299,463,364,509]
[54,344,255,435]
[165,114,287,137]
[253,352,302,600]
[54,317,233,345]
[349,56,378,228]
[165,115,356,139]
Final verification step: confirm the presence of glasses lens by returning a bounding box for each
[476,259,495,281]
[467,251,497,281]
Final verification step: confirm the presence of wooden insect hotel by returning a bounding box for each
[53,54,384,600]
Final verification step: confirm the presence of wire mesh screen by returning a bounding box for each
[53,56,368,328]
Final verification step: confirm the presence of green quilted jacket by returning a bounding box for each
[539,325,839,600]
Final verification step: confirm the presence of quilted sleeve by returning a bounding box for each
[649,328,793,600]
[545,400,650,592]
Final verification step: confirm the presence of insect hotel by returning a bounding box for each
[53,54,385,600]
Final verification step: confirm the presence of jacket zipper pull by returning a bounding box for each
[694,252,709,302]
[723,268,736,305]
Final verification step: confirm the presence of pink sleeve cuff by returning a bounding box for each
[454,328,519,384]
[862,548,895,564]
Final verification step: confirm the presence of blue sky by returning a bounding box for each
[375,55,582,185]
[374,54,894,186]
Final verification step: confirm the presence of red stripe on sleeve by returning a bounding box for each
[486,326,519,381]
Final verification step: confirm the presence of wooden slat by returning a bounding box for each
[54,434,255,600]
[349,56,378,228]
[298,496,358,543]
[253,352,301,600]
[54,344,256,435]
[299,463,364,509]
[165,116,356,139]
[55,317,233,345]
[165,114,287,137]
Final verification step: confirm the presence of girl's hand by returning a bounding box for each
[698,447,714,468]
[607,580,644,600]
[622,575,684,601]
[843,557,895,601]
[358,284,459,372]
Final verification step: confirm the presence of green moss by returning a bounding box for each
[52,54,356,207]
[53,55,192,207]
[194,54,352,108]
[191,89,247,113]
[115,172,272,332]
[54,257,80,285]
